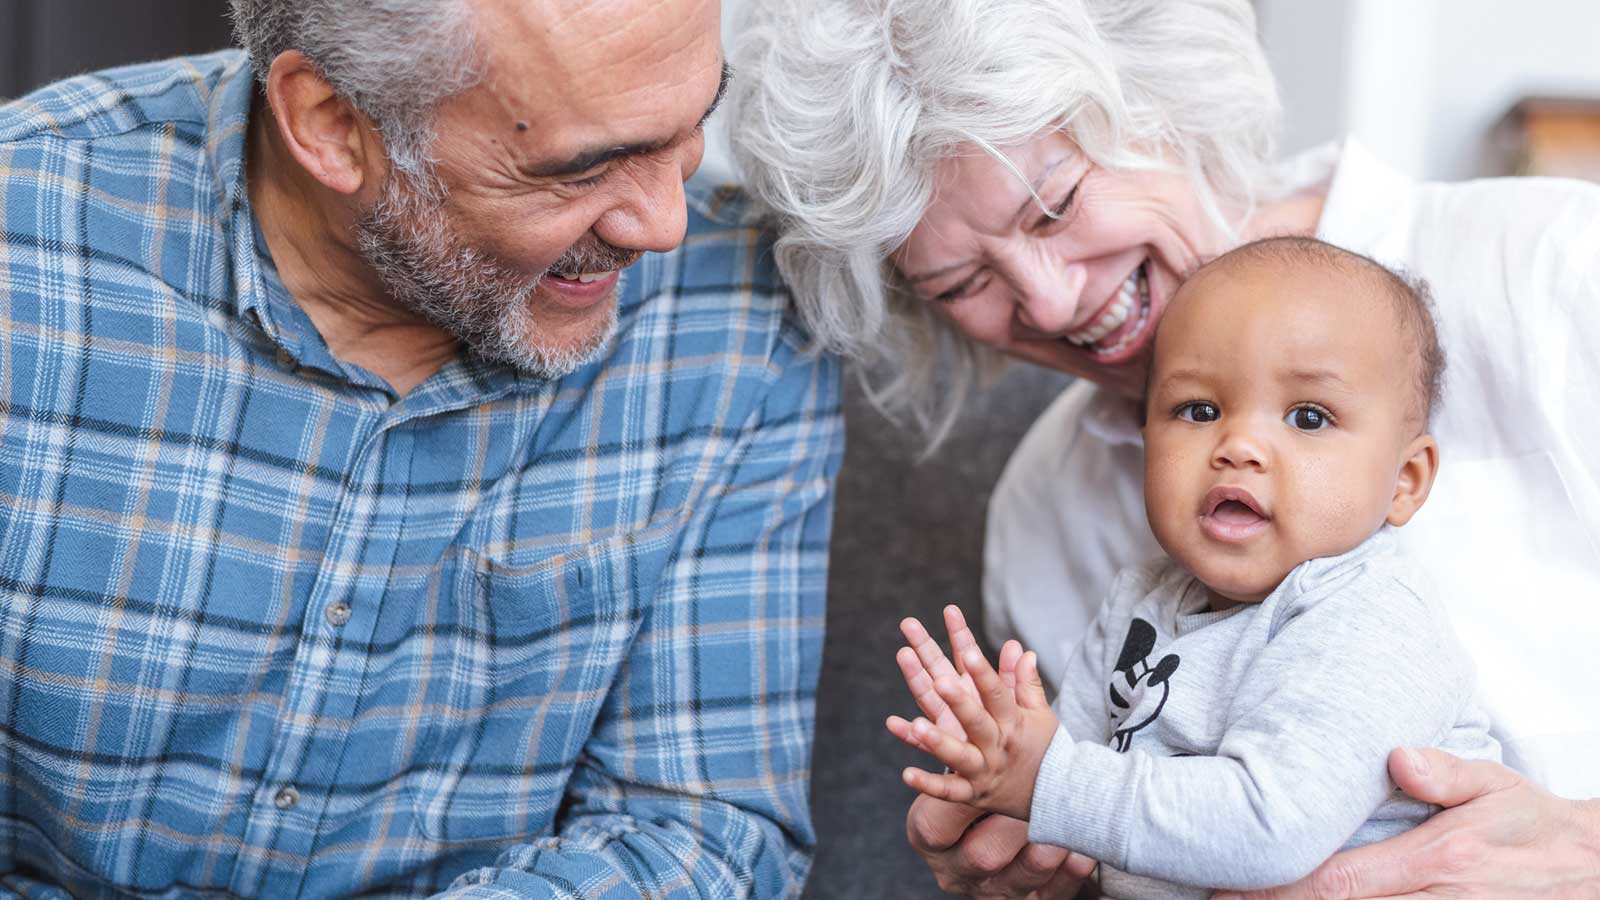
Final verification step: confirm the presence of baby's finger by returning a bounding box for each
[934,674,999,750]
[943,605,980,674]
[902,766,976,805]
[909,716,984,773]
[901,617,962,685]
[886,715,933,755]
[998,639,1022,690]
[1015,650,1050,710]
[962,644,1017,721]
[896,646,949,723]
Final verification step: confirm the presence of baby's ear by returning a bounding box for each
[1387,433,1439,527]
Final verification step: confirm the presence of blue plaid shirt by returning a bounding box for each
[0,52,842,898]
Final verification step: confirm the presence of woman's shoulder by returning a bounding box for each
[1410,175,1600,297]
[994,381,1141,497]
[1322,141,1598,298]
[988,379,1148,565]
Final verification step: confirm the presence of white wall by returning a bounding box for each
[1422,0,1600,179]
[1259,0,1600,180]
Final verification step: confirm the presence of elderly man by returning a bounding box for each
[0,0,840,896]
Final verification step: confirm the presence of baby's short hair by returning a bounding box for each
[1184,236,1446,427]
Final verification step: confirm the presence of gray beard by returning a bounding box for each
[353,169,622,380]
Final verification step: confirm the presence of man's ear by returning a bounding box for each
[262,50,382,196]
[1387,433,1439,527]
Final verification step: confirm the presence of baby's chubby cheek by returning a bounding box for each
[1282,465,1381,561]
[1140,452,1189,549]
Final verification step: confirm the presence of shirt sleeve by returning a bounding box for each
[1027,572,1477,892]
[439,331,844,899]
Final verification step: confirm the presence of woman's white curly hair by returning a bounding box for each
[729,0,1282,444]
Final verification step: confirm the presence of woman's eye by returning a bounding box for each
[1176,402,1219,423]
[932,274,990,304]
[1286,406,1331,431]
[1033,183,1079,231]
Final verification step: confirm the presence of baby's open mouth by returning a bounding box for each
[1210,499,1261,524]
[1200,487,1269,542]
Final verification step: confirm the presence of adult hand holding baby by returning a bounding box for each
[1219,748,1600,900]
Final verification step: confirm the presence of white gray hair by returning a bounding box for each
[228,0,484,177]
[729,0,1281,444]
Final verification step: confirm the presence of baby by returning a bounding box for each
[888,236,1500,899]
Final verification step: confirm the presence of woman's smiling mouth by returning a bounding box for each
[1064,261,1156,363]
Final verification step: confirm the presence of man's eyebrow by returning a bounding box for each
[522,62,733,180]
[523,141,664,179]
[698,62,733,129]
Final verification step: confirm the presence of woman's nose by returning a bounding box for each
[1011,262,1086,335]
[1212,423,1269,471]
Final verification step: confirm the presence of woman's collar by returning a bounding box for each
[1314,138,1419,265]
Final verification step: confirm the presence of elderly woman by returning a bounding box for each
[730,0,1600,897]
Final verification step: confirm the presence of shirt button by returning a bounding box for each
[325,603,352,627]
[274,786,299,810]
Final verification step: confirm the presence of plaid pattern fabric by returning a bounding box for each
[0,52,842,899]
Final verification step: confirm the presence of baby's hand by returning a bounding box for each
[887,606,1020,748]
[888,610,1060,822]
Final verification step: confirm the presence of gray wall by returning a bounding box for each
[0,0,233,99]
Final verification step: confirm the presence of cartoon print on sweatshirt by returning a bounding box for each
[1108,618,1182,752]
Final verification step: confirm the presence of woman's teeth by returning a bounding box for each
[1065,263,1151,356]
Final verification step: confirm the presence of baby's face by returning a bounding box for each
[1142,261,1431,606]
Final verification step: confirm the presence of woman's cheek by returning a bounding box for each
[939,301,1009,348]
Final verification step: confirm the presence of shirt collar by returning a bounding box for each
[200,51,299,352]
[1314,138,1419,267]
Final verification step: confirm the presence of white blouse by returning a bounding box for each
[984,140,1600,801]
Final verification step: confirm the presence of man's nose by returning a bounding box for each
[1212,422,1269,471]
[596,155,690,254]
[1012,262,1086,335]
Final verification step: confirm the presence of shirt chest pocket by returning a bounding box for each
[408,541,644,844]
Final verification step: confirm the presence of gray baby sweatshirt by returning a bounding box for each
[1027,527,1500,899]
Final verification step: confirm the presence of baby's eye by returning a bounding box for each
[1176,402,1220,423]
[1286,405,1332,432]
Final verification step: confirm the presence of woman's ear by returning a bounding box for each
[262,50,382,196]
[1387,433,1439,527]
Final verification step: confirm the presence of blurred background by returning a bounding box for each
[2,2,1595,898]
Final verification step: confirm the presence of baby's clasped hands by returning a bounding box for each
[886,605,1061,822]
